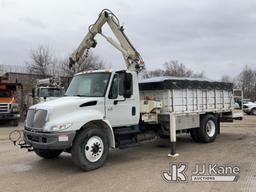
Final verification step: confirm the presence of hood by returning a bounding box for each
[30,96,103,118]
[0,97,15,103]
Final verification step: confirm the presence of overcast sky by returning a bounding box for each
[1,0,256,80]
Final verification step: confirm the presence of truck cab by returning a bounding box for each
[32,78,65,105]
[0,84,20,126]
[25,70,139,131]
[63,70,139,127]
[33,86,65,104]
[24,70,139,169]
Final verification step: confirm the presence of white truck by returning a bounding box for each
[18,10,241,171]
[31,78,65,104]
[243,102,256,115]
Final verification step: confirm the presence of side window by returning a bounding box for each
[118,73,125,96]
[123,73,133,97]
[109,75,118,99]
[108,73,133,99]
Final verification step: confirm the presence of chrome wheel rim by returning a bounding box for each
[85,136,104,162]
[206,120,216,137]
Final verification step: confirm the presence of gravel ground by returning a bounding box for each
[0,116,255,192]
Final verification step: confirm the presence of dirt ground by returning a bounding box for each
[0,115,255,192]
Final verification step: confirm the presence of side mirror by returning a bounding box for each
[123,73,133,98]
[32,88,35,98]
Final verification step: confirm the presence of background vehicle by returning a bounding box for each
[32,78,65,105]
[0,83,20,126]
[231,89,244,120]
[243,102,256,115]
[18,9,243,171]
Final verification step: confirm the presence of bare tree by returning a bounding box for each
[143,60,205,79]
[61,52,105,76]
[236,65,256,101]
[164,60,193,77]
[142,69,165,78]
[26,46,56,77]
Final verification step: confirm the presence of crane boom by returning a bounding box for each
[69,9,144,72]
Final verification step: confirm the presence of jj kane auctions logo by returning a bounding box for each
[161,162,240,183]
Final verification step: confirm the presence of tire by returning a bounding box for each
[71,127,109,171]
[34,149,62,159]
[190,128,200,142]
[251,108,256,115]
[197,114,218,143]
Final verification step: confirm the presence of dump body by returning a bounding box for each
[139,77,233,114]
[139,77,236,133]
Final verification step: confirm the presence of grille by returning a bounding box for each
[26,109,47,129]
[0,103,9,113]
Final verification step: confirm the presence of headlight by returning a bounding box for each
[46,123,72,132]
[11,103,19,112]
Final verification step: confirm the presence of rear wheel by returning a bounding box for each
[34,149,62,159]
[197,114,218,143]
[71,127,109,171]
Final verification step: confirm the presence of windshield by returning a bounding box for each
[0,90,11,98]
[39,88,65,97]
[65,73,110,97]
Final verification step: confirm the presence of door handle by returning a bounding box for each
[132,106,136,116]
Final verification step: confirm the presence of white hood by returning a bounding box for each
[30,96,104,119]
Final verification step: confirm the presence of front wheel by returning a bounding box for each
[34,149,62,159]
[71,127,109,171]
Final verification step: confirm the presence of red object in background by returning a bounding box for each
[0,84,6,90]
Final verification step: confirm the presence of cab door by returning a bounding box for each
[105,72,139,127]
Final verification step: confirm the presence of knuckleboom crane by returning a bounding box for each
[69,9,144,72]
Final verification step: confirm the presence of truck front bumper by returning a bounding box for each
[24,128,76,150]
[0,113,20,120]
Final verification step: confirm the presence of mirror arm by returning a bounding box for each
[113,98,126,105]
